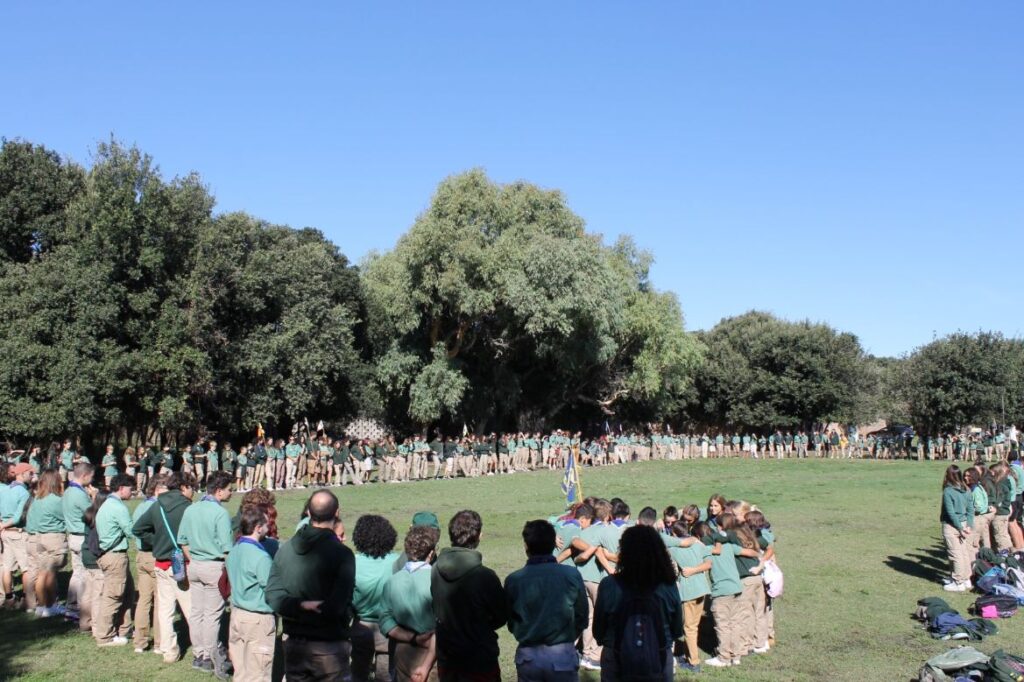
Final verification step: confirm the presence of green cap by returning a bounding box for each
[411,511,440,530]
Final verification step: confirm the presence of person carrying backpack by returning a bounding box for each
[592,525,682,682]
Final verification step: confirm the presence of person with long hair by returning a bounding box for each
[592,525,682,681]
[669,520,712,673]
[706,494,726,532]
[27,470,66,616]
[702,515,763,668]
[965,467,993,562]
[989,463,1014,552]
[940,465,974,592]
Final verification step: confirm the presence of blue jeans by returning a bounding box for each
[515,642,579,682]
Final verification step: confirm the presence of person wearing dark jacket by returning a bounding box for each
[266,490,356,681]
[132,471,196,664]
[431,509,508,682]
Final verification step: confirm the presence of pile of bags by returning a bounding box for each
[918,646,1024,681]
[974,548,1024,604]
[917,598,999,641]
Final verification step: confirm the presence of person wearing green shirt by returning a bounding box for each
[226,505,276,682]
[132,475,165,653]
[991,463,1015,551]
[381,525,439,682]
[940,465,975,592]
[59,440,76,480]
[351,515,401,681]
[570,499,611,671]
[667,522,712,671]
[331,439,348,486]
[94,474,136,646]
[62,461,95,620]
[27,470,66,617]
[1,463,35,612]
[505,520,588,681]
[101,445,118,486]
[206,441,221,480]
[178,470,233,676]
[285,436,302,489]
[704,533,761,668]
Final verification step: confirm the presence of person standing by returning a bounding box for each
[94,474,136,646]
[431,509,508,682]
[227,505,277,682]
[26,469,67,617]
[266,490,356,681]
[63,462,94,624]
[381,525,441,682]
[351,515,401,681]
[132,474,167,653]
[1,462,36,612]
[504,520,588,682]
[132,471,196,664]
[941,465,974,592]
[178,470,234,677]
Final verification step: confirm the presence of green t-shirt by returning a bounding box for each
[227,538,274,613]
[708,541,744,598]
[26,493,65,534]
[379,561,434,635]
[670,542,712,602]
[576,522,606,583]
[353,552,402,623]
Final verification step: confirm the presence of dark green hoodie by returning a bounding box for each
[131,489,192,561]
[431,547,507,672]
[265,525,355,641]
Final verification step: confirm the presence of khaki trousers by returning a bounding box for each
[943,524,973,583]
[134,550,160,648]
[711,593,744,661]
[741,575,768,651]
[83,567,105,636]
[229,607,276,682]
[974,511,995,553]
[96,551,133,643]
[156,566,192,662]
[992,514,1013,552]
[188,559,226,659]
[67,533,86,613]
[395,640,438,682]
[682,596,705,665]
[582,581,601,661]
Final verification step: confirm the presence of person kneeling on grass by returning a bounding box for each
[504,520,588,682]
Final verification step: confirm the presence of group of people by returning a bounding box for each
[0,451,779,681]
[940,454,1024,592]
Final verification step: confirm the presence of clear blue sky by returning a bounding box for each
[3,2,1022,357]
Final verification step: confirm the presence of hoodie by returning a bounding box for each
[430,547,508,672]
[265,524,355,641]
[131,489,192,561]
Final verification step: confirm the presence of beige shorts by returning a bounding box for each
[2,530,30,573]
[32,533,68,573]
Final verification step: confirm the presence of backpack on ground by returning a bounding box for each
[986,649,1024,682]
[613,588,669,682]
[917,597,958,623]
[929,612,997,641]
[977,566,1008,594]
[917,646,990,682]
[991,583,1024,605]
[973,594,1019,619]
[1006,566,1024,592]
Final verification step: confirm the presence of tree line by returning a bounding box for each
[0,138,1021,448]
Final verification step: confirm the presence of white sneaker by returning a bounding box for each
[705,657,732,667]
[99,636,129,647]
[943,581,967,592]
[134,647,147,654]
[34,606,45,616]
[732,658,742,665]
[752,644,770,654]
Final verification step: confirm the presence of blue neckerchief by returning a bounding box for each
[68,482,84,491]
[527,554,556,566]
[562,519,580,527]
[237,537,269,554]
[201,495,219,504]
[146,496,157,503]
[612,519,629,527]
[403,560,430,574]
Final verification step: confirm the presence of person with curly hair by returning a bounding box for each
[351,514,400,681]
[381,525,441,682]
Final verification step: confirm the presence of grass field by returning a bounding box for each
[0,458,1012,681]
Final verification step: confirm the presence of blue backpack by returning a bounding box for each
[613,589,669,681]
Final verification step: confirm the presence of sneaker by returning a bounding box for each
[134,647,147,654]
[64,610,80,622]
[48,604,66,617]
[212,646,232,680]
[34,606,45,616]
[99,636,129,647]
[731,658,742,666]
[752,644,771,654]
[580,657,602,671]
[704,657,731,668]
[192,656,214,673]
[943,581,967,592]
[676,658,702,673]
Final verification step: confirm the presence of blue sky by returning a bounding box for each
[3,2,1022,357]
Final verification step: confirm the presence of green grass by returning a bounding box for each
[0,458,1011,681]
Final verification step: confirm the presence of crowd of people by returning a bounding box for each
[940,454,1024,592]
[0,455,780,681]
[3,426,1016,500]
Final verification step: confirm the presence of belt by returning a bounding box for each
[69,532,85,536]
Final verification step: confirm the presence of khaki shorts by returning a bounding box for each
[2,530,30,573]
[32,533,68,573]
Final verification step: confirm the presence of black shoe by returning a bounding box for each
[192,656,213,673]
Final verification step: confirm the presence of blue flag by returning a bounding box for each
[561,447,582,506]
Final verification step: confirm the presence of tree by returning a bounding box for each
[362,169,701,432]
[898,332,1024,434]
[691,311,870,430]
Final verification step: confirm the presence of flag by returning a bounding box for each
[561,447,582,506]
[256,422,265,440]
[462,423,468,437]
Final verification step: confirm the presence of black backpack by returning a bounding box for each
[85,525,106,561]
[973,594,1019,619]
[613,588,669,681]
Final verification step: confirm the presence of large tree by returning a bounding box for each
[691,311,870,430]
[897,332,1024,434]
[362,170,701,432]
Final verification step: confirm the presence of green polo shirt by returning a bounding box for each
[380,561,434,635]
[285,444,302,459]
[353,552,401,623]
[555,520,584,566]
[26,493,65,534]
[62,484,91,534]
[96,496,132,552]
[504,556,588,647]
[708,541,744,598]
[227,538,274,613]
[576,522,606,583]
[0,483,30,528]
[177,498,232,560]
[132,498,157,551]
[670,542,712,602]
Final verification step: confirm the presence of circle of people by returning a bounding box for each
[0,457,780,681]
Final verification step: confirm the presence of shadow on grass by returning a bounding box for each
[885,544,950,583]
[0,606,78,678]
